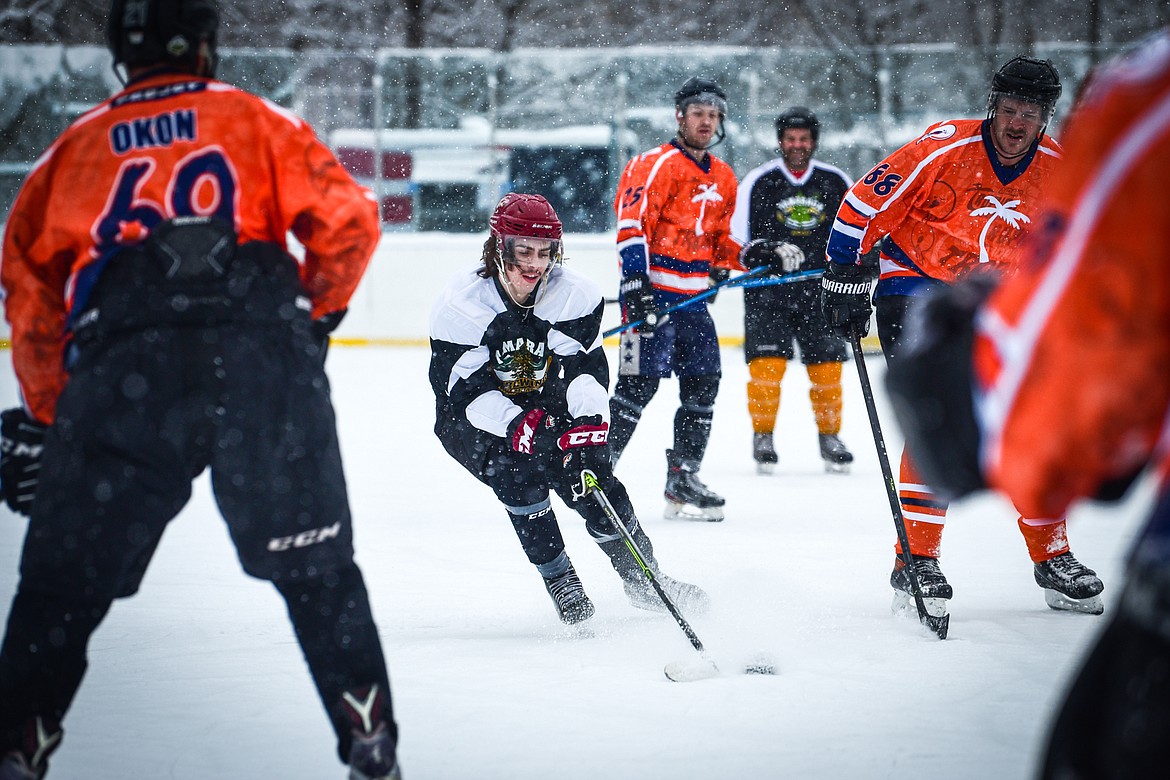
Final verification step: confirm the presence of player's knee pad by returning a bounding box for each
[613,375,660,411]
[806,361,842,386]
[680,374,719,409]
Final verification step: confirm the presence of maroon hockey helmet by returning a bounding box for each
[489,193,563,242]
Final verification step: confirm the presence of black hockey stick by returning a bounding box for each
[602,265,772,337]
[848,333,950,640]
[574,469,706,653]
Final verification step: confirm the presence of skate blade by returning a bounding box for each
[1042,588,1104,615]
[664,501,724,522]
[755,462,776,475]
[823,461,851,474]
[891,590,950,618]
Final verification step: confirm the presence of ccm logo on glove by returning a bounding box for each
[558,424,608,449]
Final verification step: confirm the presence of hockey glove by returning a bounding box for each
[739,240,804,273]
[620,273,660,335]
[707,267,730,303]
[886,276,997,501]
[311,308,347,363]
[507,407,562,456]
[555,415,614,487]
[1,408,47,516]
[820,262,873,338]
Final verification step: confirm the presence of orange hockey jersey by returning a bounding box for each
[614,140,743,303]
[826,118,1062,296]
[1,70,379,424]
[974,33,1170,520]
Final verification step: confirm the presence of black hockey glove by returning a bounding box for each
[886,276,997,501]
[507,407,563,456]
[311,308,347,363]
[555,415,614,488]
[707,267,730,303]
[1,408,47,517]
[739,239,804,273]
[620,273,660,335]
[820,262,873,338]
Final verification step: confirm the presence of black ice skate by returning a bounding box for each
[752,432,778,475]
[542,565,596,624]
[818,433,854,473]
[664,449,725,521]
[890,554,952,619]
[1034,552,1105,614]
[0,716,61,780]
[340,686,402,780]
[624,571,711,615]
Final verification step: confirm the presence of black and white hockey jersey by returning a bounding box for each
[429,265,609,474]
[730,158,853,274]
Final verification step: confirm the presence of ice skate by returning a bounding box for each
[340,686,402,780]
[752,432,778,475]
[890,554,952,619]
[0,716,60,780]
[542,565,596,624]
[819,433,853,473]
[624,572,711,615]
[664,449,725,521]
[1034,552,1104,614]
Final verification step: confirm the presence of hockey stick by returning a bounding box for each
[574,469,706,653]
[848,333,950,640]
[572,469,777,681]
[601,268,824,305]
[601,265,772,337]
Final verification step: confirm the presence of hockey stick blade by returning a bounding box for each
[664,656,720,682]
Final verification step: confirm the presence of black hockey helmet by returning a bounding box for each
[988,56,1062,123]
[107,0,220,78]
[674,76,728,118]
[775,106,820,143]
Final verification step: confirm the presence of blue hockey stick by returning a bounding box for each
[603,267,822,338]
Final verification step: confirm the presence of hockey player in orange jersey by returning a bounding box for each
[886,30,1170,775]
[608,77,793,521]
[0,1,400,777]
[819,56,1104,619]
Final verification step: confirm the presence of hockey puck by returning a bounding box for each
[743,651,778,675]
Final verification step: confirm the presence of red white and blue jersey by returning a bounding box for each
[614,139,743,304]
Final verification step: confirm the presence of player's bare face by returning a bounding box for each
[501,237,555,304]
[780,128,814,171]
[677,104,721,156]
[991,96,1046,165]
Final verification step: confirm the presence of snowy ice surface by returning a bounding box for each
[0,233,1149,779]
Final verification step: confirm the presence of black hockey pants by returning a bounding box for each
[0,239,395,763]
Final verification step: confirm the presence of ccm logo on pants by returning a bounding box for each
[267,522,342,552]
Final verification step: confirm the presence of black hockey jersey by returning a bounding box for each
[429,265,610,474]
[730,158,853,274]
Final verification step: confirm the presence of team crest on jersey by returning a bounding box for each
[970,195,1030,264]
[916,124,957,144]
[494,337,551,396]
[691,183,724,236]
[775,194,825,234]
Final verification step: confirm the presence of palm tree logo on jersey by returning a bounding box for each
[692,183,724,237]
[971,196,1030,264]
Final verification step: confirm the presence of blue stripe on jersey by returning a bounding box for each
[619,243,649,277]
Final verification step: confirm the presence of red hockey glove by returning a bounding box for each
[507,407,562,455]
[556,415,613,485]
